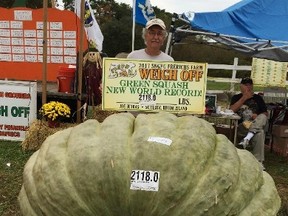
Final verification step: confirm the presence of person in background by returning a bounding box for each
[127,18,174,61]
[230,77,268,170]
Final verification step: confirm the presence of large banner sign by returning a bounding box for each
[0,80,37,141]
[102,58,207,114]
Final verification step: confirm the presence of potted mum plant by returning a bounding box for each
[39,101,71,128]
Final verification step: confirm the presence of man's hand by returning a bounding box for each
[241,85,253,100]
[252,113,257,120]
[230,84,253,113]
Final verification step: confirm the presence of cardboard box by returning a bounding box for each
[272,136,288,157]
[272,125,288,137]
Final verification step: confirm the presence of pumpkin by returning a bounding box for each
[18,112,281,215]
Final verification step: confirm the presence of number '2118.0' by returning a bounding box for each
[139,94,156,101]
[130,170,159,182]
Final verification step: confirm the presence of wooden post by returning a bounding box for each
[230,57,238,92]
[76,0,85,123]
[42,0,48,105]
[51,0,55,8]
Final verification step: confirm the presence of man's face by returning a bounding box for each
[144,25,166,50]
[240,83,253,93]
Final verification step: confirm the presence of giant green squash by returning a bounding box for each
[18,112,281,215]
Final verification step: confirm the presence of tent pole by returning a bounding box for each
[165,13,177,54]
[76,0,85,123]
[165,33,172,54]
[132,0,136,51]
[51,0,55,8]
[42,0,48,105]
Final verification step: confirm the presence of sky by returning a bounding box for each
[114,0,242,14]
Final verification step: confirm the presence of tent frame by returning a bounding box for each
[166,14,288,62]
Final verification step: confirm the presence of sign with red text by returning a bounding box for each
[0,80,37,141]
[102,58,208,114]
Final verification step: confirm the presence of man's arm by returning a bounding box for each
[230,96,247,113]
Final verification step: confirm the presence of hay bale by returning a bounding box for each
[89,105,120,122]
[21,120,75,151]
[22,106,120,151]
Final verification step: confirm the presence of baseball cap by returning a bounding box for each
[145,18,166,30]
[241,77,253,85]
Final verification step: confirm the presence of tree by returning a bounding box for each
[0,0,16,8]
[0,0,52,8]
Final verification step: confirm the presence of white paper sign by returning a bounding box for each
[0,38,11,45]
[10,21,23,29]
[25,38,36,46]
[50,22,63,30]
[0,21,10,28]
[64,31,76,39]
[13,54,25,62]
[0,46,11,53]
[12,46,24,54]
[64,56,76,64]
[24,30,36,37]
[147,136,173,146]
[130,170,160,192]
[0,54,11,61]
[11,38,23,45]
[50,31,62,38]
[51,56,63,63]
[14,10,32,21]
[64,40,76,47]
[64,47,76,55]
[0,29,10,37]
[11,29,23,37]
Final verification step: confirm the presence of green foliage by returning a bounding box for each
[172,36,252,65]
[25,0,43,8]
[0,0,53,8]
[0,0,15,8]
[102,17,132,56]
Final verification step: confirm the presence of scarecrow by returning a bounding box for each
[82,46,105,106]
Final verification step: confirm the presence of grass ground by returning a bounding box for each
[0,139,287,215]
[0,141,33,216]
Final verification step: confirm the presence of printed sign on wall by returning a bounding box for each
[102,58,208,114]
[0,8,87,81]
[0,80,37,141]
[251,57,288,87]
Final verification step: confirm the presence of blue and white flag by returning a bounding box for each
[135,0,156,26]
[75,0,104,51]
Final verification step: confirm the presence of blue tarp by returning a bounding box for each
[178,0,288,61]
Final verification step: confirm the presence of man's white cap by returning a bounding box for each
[145,18,166,30]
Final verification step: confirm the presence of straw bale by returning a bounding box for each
[21,119,75,151]
[89,105,120,122]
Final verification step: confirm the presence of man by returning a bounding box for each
[127,18,174,61]
[100,18,173,92]
[230,77,268,169]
